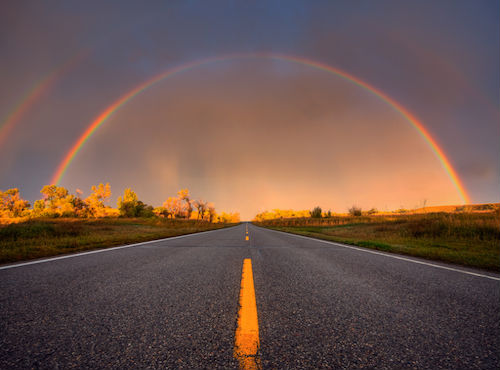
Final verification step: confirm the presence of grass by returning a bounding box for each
[254,211,500,271]
[0,217,237,264]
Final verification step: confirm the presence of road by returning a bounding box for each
[1,223,499,369]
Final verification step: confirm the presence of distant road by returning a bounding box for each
[1,223,498,369]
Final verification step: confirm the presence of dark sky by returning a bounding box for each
[0,1,498,219]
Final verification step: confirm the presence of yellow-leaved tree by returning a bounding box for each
[0,188,30,218]
[85,183,111,217]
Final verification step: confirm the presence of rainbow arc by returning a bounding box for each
[50,53,470,204]
[0,52,85,147]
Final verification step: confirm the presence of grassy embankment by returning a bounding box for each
[254,208,500,271]
[0,218,237,265]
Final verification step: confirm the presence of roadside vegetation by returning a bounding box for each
[0,185,239,264]
[253,204,500,271]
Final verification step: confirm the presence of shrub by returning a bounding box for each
[310,206,322,218]
[348,206,362,216]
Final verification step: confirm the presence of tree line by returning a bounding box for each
[253,206,379,221]
[0,185,239,223]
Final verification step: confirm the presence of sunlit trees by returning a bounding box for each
[117,188,138,217]
[193,199,207,220]
[177,189,192,219]
[207,203,216,223]
[85,183,111,217]
[253,209,311,221]
[71,189,88,217]
[160,191,224,223]
[0,184,236,223]
[217,212,240,223]
[117,188,153,217]
[163,196,182,218]
[37,185,75,217]
[0,188,30,218]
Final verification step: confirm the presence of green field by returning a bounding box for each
[254,211,500,271]
[0,218,236,264]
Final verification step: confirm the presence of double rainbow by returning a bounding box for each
[50,53,470,204]
[0,52,85,147]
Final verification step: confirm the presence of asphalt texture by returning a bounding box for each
[1,223,499,369]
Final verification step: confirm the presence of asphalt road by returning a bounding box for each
[1,223,499,369]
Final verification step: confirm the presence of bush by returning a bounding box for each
[395,208,409,214]
[310,206,322,218]
[348,206,362,216]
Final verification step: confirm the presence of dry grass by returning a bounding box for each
[0,218,236,264]
[254,210,500,271]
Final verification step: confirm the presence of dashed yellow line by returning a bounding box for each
[234,259,261,370]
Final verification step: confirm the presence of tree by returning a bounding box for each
[0,188,30,218]
[39,185,75,216]
[348,206,362,216]
[71,194,88,217]
[177,189,192,219]
[310,206,322,218]
[193,199,207,220]
[116,188,153,218]
[163,196,182,218]
[207,203,216,223]
[85,183,111,217]
[153,206,169,217]
[217,212,240,223]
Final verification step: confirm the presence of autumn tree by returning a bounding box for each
[85,183,111,217]
[193,199,207,220]
[153,206,169,217]
[207,203,216,223]
[177,189,192,219]
[71,189,88,217]
[253,209,311,221]
[0,188,30,218]
[38,185,75,216]
[117,188,139,217]
[217,212,240,223]
[117,188,153,217]
[163,196,182,218]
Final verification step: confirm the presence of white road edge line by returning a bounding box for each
[0,225,239,271]
[256,225,500,281]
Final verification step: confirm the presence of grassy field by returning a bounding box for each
[254,211,500,271]
[0,218,237,265]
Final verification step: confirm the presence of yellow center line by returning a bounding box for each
[245,235,249,241]
[234,258,261,370]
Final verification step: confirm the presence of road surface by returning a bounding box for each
[1,223,499,369]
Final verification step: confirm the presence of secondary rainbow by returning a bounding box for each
[0,52,86,147]
[51,52,470,204]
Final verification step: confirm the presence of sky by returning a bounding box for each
[0,1,498,220]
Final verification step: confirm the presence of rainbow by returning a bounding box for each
[0,52,86,147]
[51,52,470,204]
